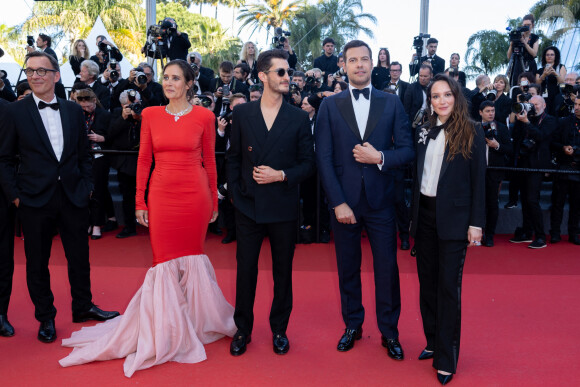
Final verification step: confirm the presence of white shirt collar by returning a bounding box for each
[348,81,372,98]
[32,93,57,106]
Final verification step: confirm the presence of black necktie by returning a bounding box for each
[427,124,445,140]
[38,101,60,110]
[352,88,370,100]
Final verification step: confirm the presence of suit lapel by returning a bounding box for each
[246,101,264,165]
[336,92,362,142]
[26,96,58,162]
[416,137,428,186]
[58,98,71,162]
[258,102,291,164]
[362,88,386,142]
[438,145,450,184]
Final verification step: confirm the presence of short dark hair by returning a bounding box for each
[426,38,438,45]
[219,61,234,73]
[16,81,31,97]
[529,83,541,93]
[164,59,196,101]
[342,40,372,61]
[479,100,494,111]
[25,51,60,72]
[523,14,535,25]
[419,64,433,75]
[390,61,402,71]
[235,63,251,76]
[518,71,535,83]
[96,35,106,41]
[292,71,305,80]
[256,49,289,74]
[71,82,89,93]
[322,37,335,46]
[39,34,51,47]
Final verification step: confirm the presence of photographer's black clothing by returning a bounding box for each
[241,60,258,82]
[313,54,338,76]
[0,76,16,102]
[197,66,214,93]
[509,33,538,86]
[471,91,487,121]
[90,80,111,111]
[409,54,445,76]
[167,32,191,61]
[210,78,248,116]
[537,65,564,116]
[90,47,123,74]
[105,78,131,111]
[69,56,86,76]
[43,47,58,61]
[403,81,426,125]
[146,81,164,105]
[287,51,298,70]
[494,93,512,126]
[371,66,390,91]
[381,80,409,102]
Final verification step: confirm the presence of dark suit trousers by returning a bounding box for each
[19,183,93,322]
[484,171,504,237]
[394,170,410,241]
[300,172,330,232]
[0,196,16,315]
[330,187,401,339]
[415,195,467,374]
[234,209,296,336]
[521,172,545,239]
[89,155,113,227]
[117,171,137,232]
[550,178,580,236]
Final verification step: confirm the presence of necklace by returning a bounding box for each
[165,104,192,122]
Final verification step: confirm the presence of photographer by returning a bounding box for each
[210,61,248,117]
[404,64,432,128]
[249,84,262,102]
[410,37,445,76]
[163,18,191,61]
[69,39,90,77]
[125,64,162,107]
[313,37,339,77]
[234,63,253,87]
[108,90,143,239]
[26,34,57,61]
[137,62,164,104]
[0,71,16,102]
[554,72,579,118]
[187,52,214,93]
[449,53,466,87]
[99,61,129,111]
[507,14,539,85]
[382,62,408,101]
[79,60,111,110]
[509,96,557,249]
[282,39,298,70]
[479,101,513,247]
[90,35,123,75]
[304,68,331,93]
[471,74,492,120]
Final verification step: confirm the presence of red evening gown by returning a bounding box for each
[59,106,236,377]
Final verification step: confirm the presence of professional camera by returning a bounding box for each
[27,35,34,47]
[483,89,497,102]
[109,59,120,82]
[98,41,110,53]
[333,67,347,78]
[305,76,316,85]
[221,83,231,105]
[127,90,143,115]
[508,25,529,43]
[220,109,233,121]
[512,102,535,116]
[413,33,431,51]
[560,83,580,96]
[272,27,291,49]
[133,66,147,85]
[289,82,300,94]
[190,62,199,72]
[482,121,497,140]
[199,95,213,108]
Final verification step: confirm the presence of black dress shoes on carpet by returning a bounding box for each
[0,315,15,337]
[418,348,434,360]
[116,228,137,239]
[73,305,120,323]
[38,319,56,343]
[381,336,404,360]
[273,333,290,355]
[221,232,236,244]
[230,331,251,356]
[208,223,223,236]
[337,327,362,352]
[483,235,494,247]
[437,372,453,385]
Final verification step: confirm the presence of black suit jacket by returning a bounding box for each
[513,113,558,169]
[0,95,92,208]
[198,66,214,93]
[108,107,140,176]
[410,122,486,240]
[167,33,191,61]
[210,78,249,116]
[404,81,425,123]
[91,80,111,111]
[410,54,445,76]
[44,47,58,61]
[484,121,512,167]
[226,100,315,224]
[0,76,16,102]
[90,47,123,74]
[381,80,409,103]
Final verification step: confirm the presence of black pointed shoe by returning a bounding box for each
[38,319,56,343]
[0,315,14,337]
[273,333,290,355]
[230,331,251,356]
[381,336,404,360]
[437,372,453,385]
[418,348,434,360]
[337,327,362,352]
[73,305,120,323]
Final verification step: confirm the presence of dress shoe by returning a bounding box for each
[273,333,290,355]
[381,336,404,360]
[230,332,251,356]
[73,305,120,323]
[38,319,56,343]
[208,223,223,236]
[337,328,362,352]
[570,234,580,245]
[400,239,410,250]
[551,234,562,243]
[528,238,547,249]
[509,228,532,243]
[504,201,517,209]
[437,372,453,385]
[483,235,494,247]
[91,233,102,240]
[102,220,118,232]
[319,230,330,243]
[418,348,434,360]
[0,315,14,337]
[221,233,236,244]
[116,228,137,239]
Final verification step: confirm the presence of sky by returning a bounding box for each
[1,0,542,87]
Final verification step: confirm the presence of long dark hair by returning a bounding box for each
[426,74,474,161]
[541,46,561,68]
[163,59,196,101]
[376,48,390,68]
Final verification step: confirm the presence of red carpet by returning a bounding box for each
[1,230,579,386]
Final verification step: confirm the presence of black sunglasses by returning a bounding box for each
[263,68,294,77]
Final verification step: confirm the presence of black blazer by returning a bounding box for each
[88,107,112,144]
[210,78,249,115]
[410,54,445,76]
[91,80,111,111]
[494,93,512,126]
[0,76,16,102]
[107,107,140,176]
[44,47,58,61]
[69,56,85,76]
[381,80,409,103]
[0,95,92,208]
[485,121,513,167]
[513,113,558,169]
[404,81,425,123]
[226,100,315,224]
[410,122,486,240]
[198,66,215,93]
[167,33,191,61]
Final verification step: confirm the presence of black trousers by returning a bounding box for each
[300,172,330,232]
[394,171,410,241]
[18,184,93,322]
[0,195,16,315]
[415,195,467,374]
[484,171,504,237]
[117,171,137,232]
[233,209,296,336]
[507,170,520,204]
[90,155,113,227]
[550,177,580,236]
[520,172,545,239]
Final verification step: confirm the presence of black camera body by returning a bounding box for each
[512,102,536,117]
[27,35,35,47]
[199,96,213,108]
[482,121,497,140]
[520,137,536,155]
[127,90,143,115]
[509,25,529,43]
[289,82,300,94]
[133,66,147,85]
[560,83,580,96]
[413,33,430,51]
[272,27,291,49]
[98,41,110,53]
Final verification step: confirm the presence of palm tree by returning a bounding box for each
[464,30,510,77]
[317,0,376,50]
[237,0,306,44]
[288,5,324,69]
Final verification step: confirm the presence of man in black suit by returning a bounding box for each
[313,37,339,77]
[0,72,17,102]
[210,61,248,117]
[404,64,432,127]
[0,52,119,343]
[187,52,214,93]
[138,63,164,104]
[27,34,57,61]
[79,59,111,110]
[479,101,513,247]
[162,18,191,61]
[89,35,123,75]
[410,37,445,77]
[227,49,315,356]
[315,40,415,358]
[381,62,409,102]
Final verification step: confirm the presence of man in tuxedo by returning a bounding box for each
[404,64,433,127]
[0,51,119,343]
[227,49,315,356]
[315,40,414,358]
[211,61,248,117]
[381,62,409,102]
[79,60,111,110]
[410,37,445,77]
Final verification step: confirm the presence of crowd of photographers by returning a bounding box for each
[1,13,579,248]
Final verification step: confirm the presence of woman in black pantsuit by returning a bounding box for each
[410,74,486,385]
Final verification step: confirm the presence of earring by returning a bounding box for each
[430,104,434,115]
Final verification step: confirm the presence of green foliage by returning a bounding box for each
[237,0,306,43]
[464,30,510,77]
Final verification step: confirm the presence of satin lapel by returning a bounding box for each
[26,96,58,162]
[438,144,450,184]
[336,92,362,142]
[258,102,291,164]
[58,98,71,163]
[362,89,387,142]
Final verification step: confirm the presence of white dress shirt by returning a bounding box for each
[348,82,371,139]
[33,93,64,161]
[420,118,445,197]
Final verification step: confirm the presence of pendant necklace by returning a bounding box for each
[165,104,192,122]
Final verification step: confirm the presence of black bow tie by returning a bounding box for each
[427,124,446,140]
[352,88,370,100]
[38,100,60,110]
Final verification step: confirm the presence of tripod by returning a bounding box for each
[505,46,526,86]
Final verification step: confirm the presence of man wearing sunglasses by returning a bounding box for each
[0,51,119,343]
[227,49,315,357]
[315,40,414,358]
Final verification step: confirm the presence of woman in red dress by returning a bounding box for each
[59,60,236,377]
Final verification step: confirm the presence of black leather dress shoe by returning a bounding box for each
[400,240,410,250]
[0,315,14,337]
[437,372,453,385]
[38,319,56,343]
[273,333,290,355]
[91,233,102,240]
[73,305,120,323]
[221,233,236,244]
[230,332,251,356]
[418,348,434,360]
[571,234,580,245]
[208,223,223,236]
[484,235,494,247]
[337,328,362,352]
[116,228,137,239]
[381,336,404,360]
